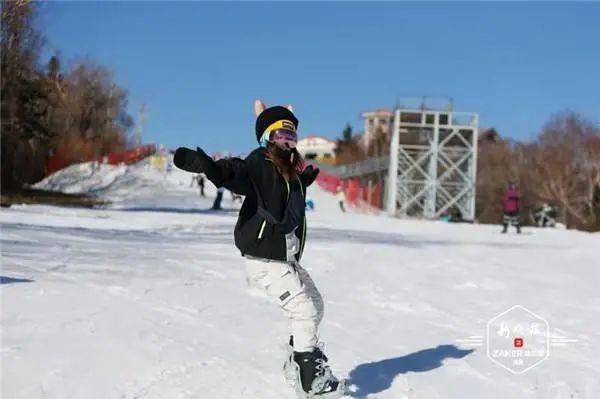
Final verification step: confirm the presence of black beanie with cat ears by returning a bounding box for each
[255,106,299,143]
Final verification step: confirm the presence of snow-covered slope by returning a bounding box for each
[2,160,599,398]
[33,161,129,194]
[33,157,224,211]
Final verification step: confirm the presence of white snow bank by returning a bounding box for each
[32,156,227,211]
[33,162,128,194]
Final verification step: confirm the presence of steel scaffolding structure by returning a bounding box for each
[385,108,478,220]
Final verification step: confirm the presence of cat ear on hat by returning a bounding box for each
[254,100,267,117]
[286,104,294,113]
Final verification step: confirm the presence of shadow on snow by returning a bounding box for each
[0,276,34,285]
[118,206,239,215]
[347,344,474,398]
[310,226,561,250]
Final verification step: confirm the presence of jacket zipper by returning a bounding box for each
[296,176,307,258]
[283,178,290,256]
[284,179,290,201]
[257,219,266,240]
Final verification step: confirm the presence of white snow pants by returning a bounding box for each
[245,257,324,352]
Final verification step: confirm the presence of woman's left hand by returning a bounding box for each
[300,165,320,187]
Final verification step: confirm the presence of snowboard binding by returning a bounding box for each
[283,337,347,398]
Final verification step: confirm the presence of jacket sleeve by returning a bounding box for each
[173,146,253,195]
[208,157,253,196]
[209,148,273,197]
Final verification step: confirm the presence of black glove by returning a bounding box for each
[300,165,320,187]
[173,147,215,174]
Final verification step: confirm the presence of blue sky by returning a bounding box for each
[40,2,600,153]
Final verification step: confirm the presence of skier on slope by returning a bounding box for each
[190,174,206,197]
[197,174,206,197]
[335,185,346,213]
[502,182,521,234]
[212,186,224,210]
[173,101,345,398]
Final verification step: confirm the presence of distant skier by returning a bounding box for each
[173,100,344,398]
[197,174,206,197]
[502,182,521,234]
[190,174,206,197]
[533,203,557,227]
[212,186,224,210]
[336,185,346,213]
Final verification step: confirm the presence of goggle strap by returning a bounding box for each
[259,131,270,147]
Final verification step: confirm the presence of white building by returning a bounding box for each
[362,108,394,147]
[297,135,336,161]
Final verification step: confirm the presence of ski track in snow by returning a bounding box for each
[2,158,600,398]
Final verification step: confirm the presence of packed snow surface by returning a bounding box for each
[2,159,599,398]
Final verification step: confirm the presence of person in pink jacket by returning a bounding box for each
[502,182,521,234]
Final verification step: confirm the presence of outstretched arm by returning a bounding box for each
[173,147,252,195]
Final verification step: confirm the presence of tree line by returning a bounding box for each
[1,0,133,193]
[477,112,600,231]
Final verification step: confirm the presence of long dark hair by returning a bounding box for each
[266,144,304,180]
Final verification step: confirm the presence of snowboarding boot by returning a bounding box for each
[284,336,331,387]
[292,347,345,398]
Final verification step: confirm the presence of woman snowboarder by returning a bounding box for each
[173,101,344,398]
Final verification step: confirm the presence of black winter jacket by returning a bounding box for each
[173,147,319,262]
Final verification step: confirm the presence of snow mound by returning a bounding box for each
[33,162,128,194]
[32,157,223,210]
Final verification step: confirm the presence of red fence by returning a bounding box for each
[45,144,157,176]
[95,145,156,166]
[313,166,383,211]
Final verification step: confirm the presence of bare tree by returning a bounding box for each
[526,112,600,229]
[475,138,515,223]
[334,123,366,165]
[582,135,600,229]
[1,0,48,191]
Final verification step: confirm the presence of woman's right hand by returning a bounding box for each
[173,147,215,174]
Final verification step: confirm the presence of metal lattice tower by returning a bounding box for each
[385,108,478,220]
